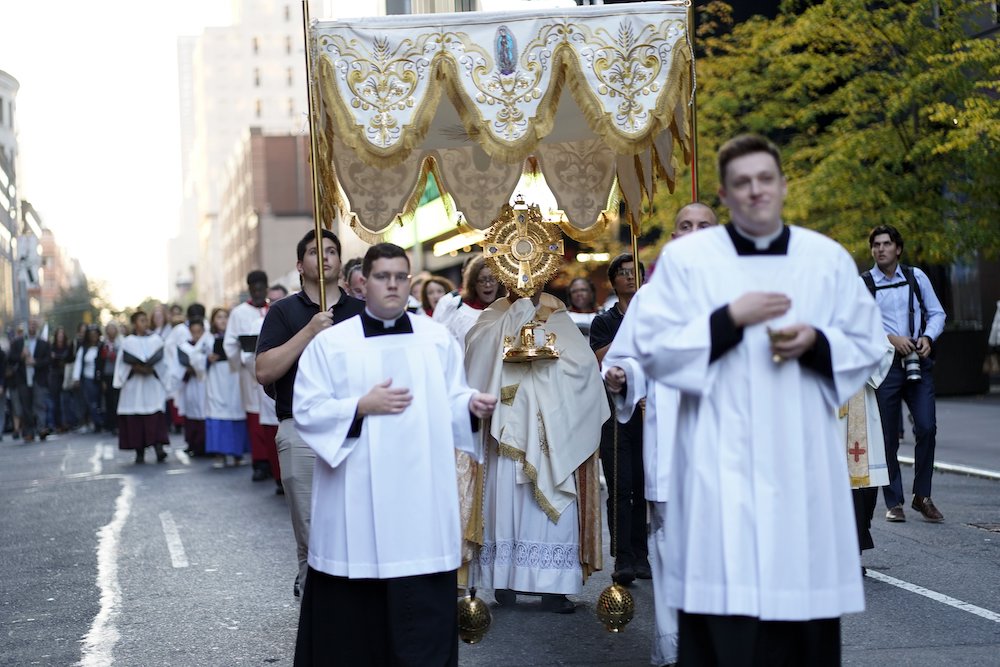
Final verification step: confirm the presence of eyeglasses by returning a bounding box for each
[477,276,498,286]
[613,268,637,279]
[369,272,412,284]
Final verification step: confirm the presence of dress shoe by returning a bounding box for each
[911,495,944,522]
[635,559,653,580]
[154,445,168,463]
[251,468,269,482]
[494,588,516,606]
[540,594,576,614]
[275,483,285,496]
[135,449,146,464]
[885,505,906,522]
[612,559,636,585]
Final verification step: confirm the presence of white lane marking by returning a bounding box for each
[77,475,134,667]
[89,444,103,475]
[103,444,116,461]
[173,449,191,466]
[159,511,189,568]
[897,455,1000,481]
[867,570,1000,624]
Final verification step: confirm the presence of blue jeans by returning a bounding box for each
[876,356,938,508]
[81,378,103,429]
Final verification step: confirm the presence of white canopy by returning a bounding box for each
[311,1,692,240]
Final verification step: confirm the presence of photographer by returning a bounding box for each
[864,225,946,523]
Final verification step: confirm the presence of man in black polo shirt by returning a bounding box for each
[589,252,647,585]
[256,229,365,598]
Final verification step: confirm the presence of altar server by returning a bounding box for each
[292,243,496,666]
[629,134,885,665]
[114,310,173,464]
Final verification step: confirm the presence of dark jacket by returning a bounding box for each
[7,336,52,388]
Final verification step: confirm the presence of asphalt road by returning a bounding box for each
[1,395,997,666]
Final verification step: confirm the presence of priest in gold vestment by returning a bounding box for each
[460,202,608,613]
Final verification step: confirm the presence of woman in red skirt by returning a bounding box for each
[113,310,171,464]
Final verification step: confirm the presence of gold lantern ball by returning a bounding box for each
[457,590,492,644]
[596,583,635,632]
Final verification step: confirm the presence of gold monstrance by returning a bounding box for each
[482,195,564,299]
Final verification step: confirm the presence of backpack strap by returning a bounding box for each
[861,271,876,297]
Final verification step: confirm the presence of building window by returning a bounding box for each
[287,67,294,86]
[386,0,410,15]
[255,99,262,118]
[254,68,261,87]
[0,98,4,126]
[252,36,259,54]
[288,98,295,117]
[286,35,292,55]
[284,5,291,21]
[455,0,475,10]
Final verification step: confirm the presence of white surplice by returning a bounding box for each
[632,225,885,621]
[201,335,245,421]
[602,286,680,504]
[601,285,681,665]
[223,301,277,425]
[177,332,213,421]
[432,292,483,348]
[465,295,609,594]
[293,314,479,579]
[164,322,191,415]
[113,334,172,416]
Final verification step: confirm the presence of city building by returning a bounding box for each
[0,69,19,324]
[218,128,314,305]
[173,1,317,307]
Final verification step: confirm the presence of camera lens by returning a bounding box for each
[903,351,921,382]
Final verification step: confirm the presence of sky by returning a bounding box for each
[0,0,233,310]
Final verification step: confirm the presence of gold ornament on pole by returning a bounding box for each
[457,587,492,644]
[596,411,636,632]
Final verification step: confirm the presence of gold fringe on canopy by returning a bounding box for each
[314,5,692,169]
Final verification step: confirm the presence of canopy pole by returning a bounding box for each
[687,1,700,203]
[301,0,326,312]
[631,216,641,288]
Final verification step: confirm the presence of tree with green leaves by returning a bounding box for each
[680,0,1000,264]
[47,279,109,334]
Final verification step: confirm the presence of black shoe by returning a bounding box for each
[135,449,146,464]
[612,560,636,586]
[294,577,301,598]
[635,560,653,580]
[540,594,576,614]
[275,483,285,496]
[494,589,516,606]
[154,445,168,463]
[251,468,269,482]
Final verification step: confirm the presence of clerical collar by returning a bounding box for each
[725,222,790,255]
[361,309,413,337]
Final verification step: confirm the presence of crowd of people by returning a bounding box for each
[6,134,953,666]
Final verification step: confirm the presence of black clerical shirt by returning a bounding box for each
[257,287,365,420]
[708,224,833,379]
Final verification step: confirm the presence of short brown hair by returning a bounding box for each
[717,134,783,185]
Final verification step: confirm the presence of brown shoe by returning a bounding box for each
[912,495,944,522]
[885,505,906,522]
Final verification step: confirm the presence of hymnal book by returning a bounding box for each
[238,334,258,353]
[213,338,227,360]
[123,347,164,367]
[178,349,191,368]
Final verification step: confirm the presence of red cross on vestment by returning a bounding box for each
[849,442,867,462]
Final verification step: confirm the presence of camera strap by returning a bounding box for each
[862,266,927,338]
